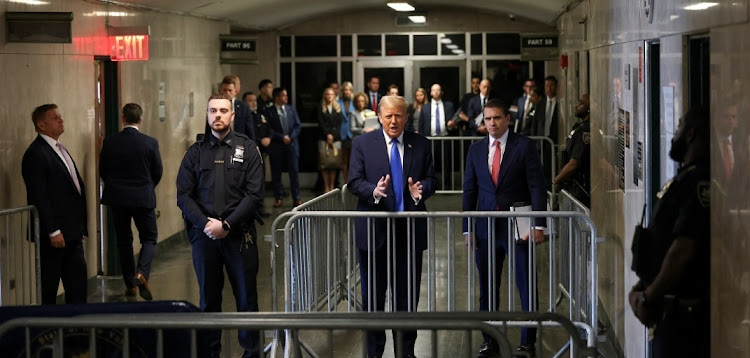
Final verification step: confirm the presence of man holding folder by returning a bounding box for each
[462,99,547,357]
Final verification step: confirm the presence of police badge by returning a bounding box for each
[232,145,245,163]
[582,132,590,144]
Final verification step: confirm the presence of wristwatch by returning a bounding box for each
[222,221,231,232]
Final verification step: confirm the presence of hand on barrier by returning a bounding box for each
[521,229,545,245]
[464,232,478,251]
[373,175,390,199]
[204,218,228,240]
[50,232,65,248]
[408,177,422,201]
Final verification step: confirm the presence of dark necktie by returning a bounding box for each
[723,138,733,180]
[390,139,404,211]
[435,103,441,135]
[214,143,227,216]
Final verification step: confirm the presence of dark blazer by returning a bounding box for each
[316,105,343,141]
[367,91,383,112]
[465,95,493,135]
[100,127,163,209]
[266,104,302,150]
[462,133,547,246]
[22,135,88,242]
[348,129,437,251]
[418,100,455,136]
[532,97,559,140]
[234,99,256,142]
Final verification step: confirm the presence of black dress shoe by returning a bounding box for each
[477,341,499,358]
[513,344,536,358]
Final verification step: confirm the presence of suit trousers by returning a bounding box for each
[40,240,87,304]
[358,222,424,357]
[190,228,260,358]
[475,239,538,346]
[268,142,300,201]
[110,206,158,288]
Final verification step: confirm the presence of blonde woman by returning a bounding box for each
[407,87,427,133]
[317,87,344,192]
[339,81,356,182]
[349,92,379,138]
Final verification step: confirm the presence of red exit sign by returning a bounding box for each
[110,35,149,61]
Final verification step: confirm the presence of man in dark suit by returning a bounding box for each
[466,79,494,136]
[462,100,547,357]
[514,79,536,132]
[100,103,163,301]
[532,76,560,185]
[220,75,256,142]
[348,95,437,358]
[419,83,457,189]
[266,87,303,207]
[22,104,88,304]
[367,75,383,113]
[457,75,481,124]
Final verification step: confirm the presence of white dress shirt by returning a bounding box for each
[431,100,447,136]
[488,130,508,174]
[373,130,420,205]
[544,96,557,137]
[39,133,73,237]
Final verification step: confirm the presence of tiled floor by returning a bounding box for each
[88,191,576,357]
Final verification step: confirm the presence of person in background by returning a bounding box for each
[514,79,536,130]
[257,79,275,114]
[100,103,163,301]
[458,75,481,124]
[176,93,264,358]
[407,87,427,133]
[554,94,591,207]
[22,104,88,305]
[465,79,494,136]
[266,87,303,207]
[329,81,340,101]
[339,81,356,182]
[317,87,343,193]
[348,95,437,358]
[520,88,544,136]
[387,84,400,96]
[367,75,382,113]
[350,92,378,138]
[243,91,271,218]
[220,75,255,142]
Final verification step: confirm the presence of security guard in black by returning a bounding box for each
[176,93,263,358]
[629,107,710,358]
[554,94,591,206]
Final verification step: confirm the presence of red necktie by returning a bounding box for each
[491,140,502,186]
[723,138,733,181]
[371,93,377,111]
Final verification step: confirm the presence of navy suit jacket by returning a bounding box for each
[22,135,88,242]
[515,95,529,121]
[266,104,302,151]
[234,99,256,142]
[100,127,163,209]
[348,130,437,251]
[462,133,547,246]
[418,100,455,136]
[532,97,559,140]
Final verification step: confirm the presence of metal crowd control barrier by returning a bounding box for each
[0,312,596,358]
[269,211,598,356]
[0,206,40,306]
[426,136,557,195]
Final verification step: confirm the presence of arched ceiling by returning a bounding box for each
[103,0,569,30]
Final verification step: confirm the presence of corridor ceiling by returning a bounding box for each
[102,0,569,30]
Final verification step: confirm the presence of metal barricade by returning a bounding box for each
[0,206,40,306]
[554,190,593,325]
[270,211,598,354]
[425,136,558,195]
[0,311,597,358]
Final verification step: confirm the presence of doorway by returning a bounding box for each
[356,60,411,101]
[95,57,120,276]
[688,35,710,109]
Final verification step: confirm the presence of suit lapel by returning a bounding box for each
[496,133,519,187]
[476,137,492,185]
[37,135,78,192]
[402,132,413,189]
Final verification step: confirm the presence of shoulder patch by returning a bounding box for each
[261,114,267,123]
[697,181,710,208]
[582,132,590,145]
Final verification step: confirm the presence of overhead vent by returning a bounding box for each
[395,13,427,27]
[5,12,73,43]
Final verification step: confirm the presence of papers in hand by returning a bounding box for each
[510,204,533,243]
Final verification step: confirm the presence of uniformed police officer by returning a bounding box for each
[177,93,264,358]
[629,107,710,357]
[554,93,591,207]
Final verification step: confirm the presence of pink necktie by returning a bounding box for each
[56,142,81,194]
[491,140,502,186]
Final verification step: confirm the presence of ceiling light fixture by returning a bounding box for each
[440,38,452,44]
[446,44,458,49]
[451,49,464,54]
[83,11,134,17]
[408,15,426,23]
[684,2,718,10]
[6,0,50,4]
[388,2,415,11]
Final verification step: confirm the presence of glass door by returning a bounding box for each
[356,60,411,102]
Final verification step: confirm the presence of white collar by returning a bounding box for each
[489,129,509,147]
[124,125,139,130]
[39,133,59,147]
[383,130,405,145]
